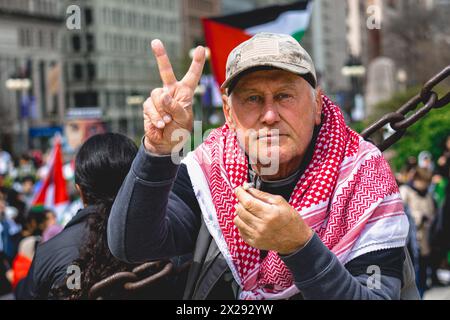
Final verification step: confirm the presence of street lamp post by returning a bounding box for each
[341,56,366,122]
[126,94,145,139]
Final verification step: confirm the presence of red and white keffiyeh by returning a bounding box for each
[182,95,408,300]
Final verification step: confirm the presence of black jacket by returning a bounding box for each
[15,206,93,299]
[108,145,420,300]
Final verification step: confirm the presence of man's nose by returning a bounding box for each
[260,100,281,125]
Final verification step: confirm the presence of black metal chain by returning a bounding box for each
[361,65,450,151]
[88,260,178,299]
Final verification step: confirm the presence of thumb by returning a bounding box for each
[246,188,281,205]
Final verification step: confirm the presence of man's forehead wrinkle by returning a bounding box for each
[234,77,300,94]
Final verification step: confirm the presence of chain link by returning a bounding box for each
[88,260,176,299]
[361,65,450,151]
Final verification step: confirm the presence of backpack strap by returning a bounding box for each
[183,219,213,299]
[400,247,420,300]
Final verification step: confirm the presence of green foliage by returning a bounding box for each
[365,86,423,124]
[349,121,366,134]
[390,104,450,171]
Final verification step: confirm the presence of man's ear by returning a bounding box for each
[222,94,236,130]
[75,184,87,208]
[314,87,323,125]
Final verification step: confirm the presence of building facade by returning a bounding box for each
[181,0,221,54]
[0,0,65,153]
[63,0,182,140]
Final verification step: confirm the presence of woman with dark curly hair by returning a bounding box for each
[15,133,138,299]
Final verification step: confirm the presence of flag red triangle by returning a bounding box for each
[202,19,251,87]
[32,136,69,207]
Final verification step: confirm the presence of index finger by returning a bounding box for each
[181,46,206,90]
[234,187,270,218]
[151,39,177,87]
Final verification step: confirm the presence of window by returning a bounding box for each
[38,30,44,48]
[87,62,96,81]
[86,33,95,52]
[85,7,93,25]
[73,63,83,81]
[112,9,120,25]
[24,29,32,47]
[72,34,81,52]
[387,0,397,9]
[74,92,98,107]
[50,31,56,49]
[18,29,25,47]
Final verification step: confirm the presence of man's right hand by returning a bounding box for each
[143,39,206,155]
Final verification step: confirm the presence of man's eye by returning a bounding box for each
[246,95,262,103]
[276,93,292,100]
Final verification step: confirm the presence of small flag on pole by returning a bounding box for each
[31,134,69,216]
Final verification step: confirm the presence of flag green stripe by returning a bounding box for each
[245,2,312,37]
[291,30,306,42]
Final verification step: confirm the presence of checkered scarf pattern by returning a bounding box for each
[190,95,407,299]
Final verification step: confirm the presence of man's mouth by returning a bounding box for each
[257,133,287,140]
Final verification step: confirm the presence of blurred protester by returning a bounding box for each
[397,156,418,185]
[12,154,36,182]
[30,150,43,170]
[437,135,450,176]
[0,192,21,261]
[0,146,13,177]
[41,209,63,243]
[17,176,36,211]
[431,135,450,274]
[6,207,65,291]
[0,251,11,297]
[4,189,27,228]
[8,209,47,288]
[0,173,10,197]
[16,133,138,299]
[436,135,450,205]
[418,151,434,173]
[399,168,436,296]
[9,234,41,289]
[0,192,22,297]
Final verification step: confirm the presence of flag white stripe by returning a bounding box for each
[245,3,313,36]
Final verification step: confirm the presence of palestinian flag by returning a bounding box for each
[31,134,69,215]
[202,0,313,87]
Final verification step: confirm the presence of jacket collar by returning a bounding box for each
[64,205,97,229]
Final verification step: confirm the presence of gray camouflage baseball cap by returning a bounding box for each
[221,32,317,93]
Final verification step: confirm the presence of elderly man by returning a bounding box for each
[108,33,418,300]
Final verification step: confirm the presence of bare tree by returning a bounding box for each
[383,2,450,86]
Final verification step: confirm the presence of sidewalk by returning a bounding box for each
[423,287,450,300]
[422,269,450,300]
[423,286,450,300]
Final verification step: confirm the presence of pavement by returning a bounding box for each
[422,269,450,299]
[423,285,450,300]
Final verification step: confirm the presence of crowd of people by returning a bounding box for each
[1,130,450,300]
[0,144,69,298]
[396,135,450,297]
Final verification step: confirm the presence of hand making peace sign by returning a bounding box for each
[143,39,206,155]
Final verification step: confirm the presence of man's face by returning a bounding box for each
[223,69,321,174]
[22,180,34,194]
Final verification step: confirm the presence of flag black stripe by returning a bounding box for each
[206,0,310,30]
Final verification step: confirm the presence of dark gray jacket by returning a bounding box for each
[108,145,419,300]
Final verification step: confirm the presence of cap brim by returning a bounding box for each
[221,62,315,91]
